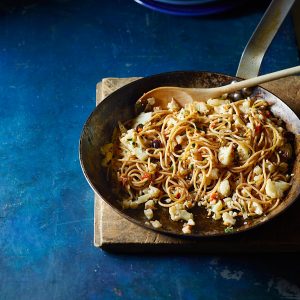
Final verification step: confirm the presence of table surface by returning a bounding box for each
[1,0,300,299]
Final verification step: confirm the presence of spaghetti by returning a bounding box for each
[103,95,294,233]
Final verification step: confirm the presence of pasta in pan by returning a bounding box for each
[102,95,294,233]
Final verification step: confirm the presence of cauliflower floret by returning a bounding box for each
[253,165,262,175]
[150,220,162,229]
[265,179,290,199]
[218,144,234,166]
[166,117,177,127]
[211,200,223,220]
[135,186,161,205]
[132,112,152,128]
[169,203,193,222]
[144,208,153,220]
[145,200,155,210]
[195,102,209,114]
[167,99,180,111]
[207,99,230,106]
[237,144,250,161]
[222,212,236,226]
[254,174,263,185]
[218,179,231,197]
[120,129,136,150]
[252,202,263,215]
[177,108,186,120]
[182,224,192,234]
[134,148,148,161]
[120,129,149,161]
[239,99,251,114]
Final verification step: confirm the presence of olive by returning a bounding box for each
[279,143,293,160]
[241,87,252,97]
[284,131,294,143]
[229,91,242,101]
[136,124,143,132]
[174,144,182,152]
[151,139,161,148]
[186,173,193,180]
[135,99,147,114]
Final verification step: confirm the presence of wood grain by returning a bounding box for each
[94,76,300,253]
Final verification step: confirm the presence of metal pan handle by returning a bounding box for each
[236,0,295,79]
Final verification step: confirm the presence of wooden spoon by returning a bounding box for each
[136,66,300,109]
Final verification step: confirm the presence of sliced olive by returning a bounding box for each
[151,139,161,148]
[135,99,147,114]
[174,144,182,152]
[136,124,143,132]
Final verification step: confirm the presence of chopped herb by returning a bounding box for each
[170,166,174,171]
[190,164,194,170]
[192,143,195,147]
[127,138,132,141]
[224,227,234,233]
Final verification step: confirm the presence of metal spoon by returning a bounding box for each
[136,66,300,109]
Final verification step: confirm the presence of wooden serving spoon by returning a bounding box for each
[136,66,300,109]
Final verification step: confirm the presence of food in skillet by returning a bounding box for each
[101,94,294,234]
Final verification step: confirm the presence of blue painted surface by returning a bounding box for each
[0,1,300,299]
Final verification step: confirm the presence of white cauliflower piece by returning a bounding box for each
[237,144,250,161]
[132,112,152,128]
[195,102,209,114]
[120,129,136,151]
[120,129,149,161]
[222,212,236,226]
[253,174,263,185]
[135,186,161,205]
[144,208,153,220]
[239,99,251,114]
[182,225,192,234]
[167,99,180,111]
[177,108,186,120]
[253,165,262,175]
[166,117,177,127]
[145,200,155,210]
[265,179,290,199]
[211,200,223,220]
[218,179,231,197]
[134,148,148,161]
[207,99,230,106]
[169,203,193,222]
[252,202,263,215]
[218,144,234,166]
[150,220,162,229]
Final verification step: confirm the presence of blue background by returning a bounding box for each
[1,0,300,299]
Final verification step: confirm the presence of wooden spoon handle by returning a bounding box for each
[220,66,300,95]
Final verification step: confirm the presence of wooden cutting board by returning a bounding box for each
[94,76,300,253]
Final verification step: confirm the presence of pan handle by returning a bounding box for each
[236,0,295,79]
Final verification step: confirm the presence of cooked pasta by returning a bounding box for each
[102,95,294,233]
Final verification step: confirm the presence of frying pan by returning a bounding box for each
[79,0,300,237]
